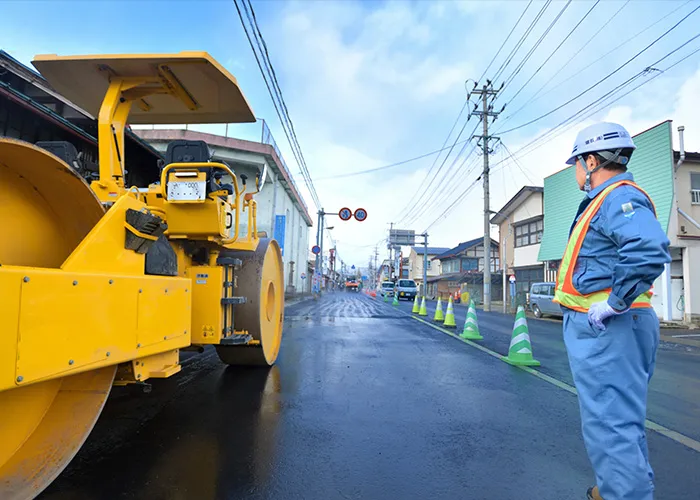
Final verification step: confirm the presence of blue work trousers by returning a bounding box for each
[563,308,659,500]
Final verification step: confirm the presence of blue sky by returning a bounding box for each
[3,0,700,267]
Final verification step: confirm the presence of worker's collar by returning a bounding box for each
[587,171,634,199]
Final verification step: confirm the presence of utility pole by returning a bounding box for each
[471,81,502,312]
[319,210,325,290]
[374,246,379,287]
[389,222,394,280]
[422,232,428,298]
[314,209,323,288]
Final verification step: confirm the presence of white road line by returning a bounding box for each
[399,306,700,454]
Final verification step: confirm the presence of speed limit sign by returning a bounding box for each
[339,207,352,221]
[354,208,367,222]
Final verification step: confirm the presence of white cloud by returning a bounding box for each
[247,1,700,266]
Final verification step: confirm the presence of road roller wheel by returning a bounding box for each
[216,238,284,366]
[0,138,115,499]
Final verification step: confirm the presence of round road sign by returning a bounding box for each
[312,245,321,255]
[509,275,516,283]
[354,208,367,222]
[339,207,352,221]
[301,272,307,280]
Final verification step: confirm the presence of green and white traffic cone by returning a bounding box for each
[433,297,445,322]
[412,295,420,314]
[460,300,483,340]
[443,296,457,328]
[419,297,428,316]
[383,292,388,302]
[501,306,541,367]
[392,291,400,306]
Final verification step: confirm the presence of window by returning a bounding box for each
[515,218,543,247]
[461,258,478,271]
[691,173,700,204]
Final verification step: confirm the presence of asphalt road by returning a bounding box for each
[391,295,700,443]
[40,292,700,500]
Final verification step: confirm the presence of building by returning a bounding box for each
[430,238,500,302]
[491,186,544,308]
[539,120,699,323]
[135,127,313,295]
[407,246,450,294]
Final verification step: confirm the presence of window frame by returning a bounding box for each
[514,217,544,248]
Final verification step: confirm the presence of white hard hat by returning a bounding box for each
[565,122,636,165]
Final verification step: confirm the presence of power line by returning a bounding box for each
[402,142,482,227]
[499,0,574,96]
[392,1,543,231]
[490,37,700,172]
[395,117,480,226]
[476,0,534,84]
[492,0,552,84]
[496,5,700,136]
[234,0,321,209]
[498,0,690,130]
[313,136,473,181]
[503,0,599,106]
[390,101,469,221]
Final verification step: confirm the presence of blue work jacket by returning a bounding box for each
[570,172,671,311]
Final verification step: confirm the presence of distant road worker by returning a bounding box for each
[553,122,671,500]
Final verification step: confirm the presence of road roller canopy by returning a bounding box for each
[31,52,256,125]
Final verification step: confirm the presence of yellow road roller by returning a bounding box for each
[0,52,285,499]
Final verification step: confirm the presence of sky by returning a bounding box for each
[3,0,700,270]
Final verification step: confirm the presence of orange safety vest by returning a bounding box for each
[553,180,655,313]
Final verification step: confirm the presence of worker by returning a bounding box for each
[554,122,671,500]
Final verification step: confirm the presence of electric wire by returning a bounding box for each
[503,0,600,106]
[234,0,322,209]
[491,40,700,172]
[499,0,574,96]
[492,0,553,84]
[496,1,696,133]
[476,0,534,84]
[391,101,469,219]
[495,4,700,136]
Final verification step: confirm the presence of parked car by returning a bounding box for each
[395,279,418,301]
[528,282,562,318]
[380,281,395,297]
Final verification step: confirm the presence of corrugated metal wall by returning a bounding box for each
[538,121,674,262]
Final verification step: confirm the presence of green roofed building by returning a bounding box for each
[539,120,700,323]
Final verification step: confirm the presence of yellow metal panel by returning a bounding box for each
[136,280,191,348]
[0,273,21,391]
[0,266,190,390]
[61,194,148,274]
[187,266,224,344]
[31,52,255,124]
[165,199,229,239]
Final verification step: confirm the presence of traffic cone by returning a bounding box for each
[443,296,456,328]
[392,291,400,306]
[433,297,445,322]
[383,292,388,302]
[419,297,428,316]
[412,295,420,314]
[460,300,483,340]
[501,306,541,367]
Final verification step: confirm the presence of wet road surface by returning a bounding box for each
[392,296,700,443]
[41,292,700,499]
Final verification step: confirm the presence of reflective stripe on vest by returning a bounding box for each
[553,180,656,313]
